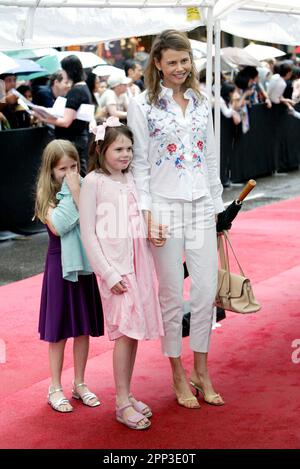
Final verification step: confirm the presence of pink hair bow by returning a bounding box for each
[90,116,123,142]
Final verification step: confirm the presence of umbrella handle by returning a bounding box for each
[237,179,256,203]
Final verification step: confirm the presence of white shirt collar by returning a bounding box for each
[158,82,197,101]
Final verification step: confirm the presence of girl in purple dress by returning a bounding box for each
[35,139,104,413]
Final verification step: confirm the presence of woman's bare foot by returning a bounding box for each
[173,374,200,409]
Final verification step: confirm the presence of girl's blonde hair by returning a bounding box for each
[144,29,201,105]
[35,139,80,223]
[88,125,134,174]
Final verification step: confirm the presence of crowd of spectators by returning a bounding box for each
[1,49,300,184]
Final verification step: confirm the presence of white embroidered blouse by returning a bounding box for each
[127,85,224,214]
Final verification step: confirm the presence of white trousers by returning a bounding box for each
[151,195,218,357]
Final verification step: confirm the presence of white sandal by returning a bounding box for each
[72,381,101,407]
[48,386,73,413]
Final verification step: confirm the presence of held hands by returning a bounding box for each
[111,280,128,295]
[143,211,168,247]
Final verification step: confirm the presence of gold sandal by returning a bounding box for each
[190,380,225,406]
[172,385,200,409]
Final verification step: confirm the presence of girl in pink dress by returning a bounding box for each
[79,117,164,430]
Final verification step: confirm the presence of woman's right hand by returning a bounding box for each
[143,211,168,247]
[111,280,128,295]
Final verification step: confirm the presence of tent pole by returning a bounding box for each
[214,18,221,174]
[205,5,213,104]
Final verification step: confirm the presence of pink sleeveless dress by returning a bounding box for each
[99,179,164,341]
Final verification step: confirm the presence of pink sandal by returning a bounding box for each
[128,393,152,418]
[116,403,151,430]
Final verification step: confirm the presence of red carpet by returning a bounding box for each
[0,197,300,449]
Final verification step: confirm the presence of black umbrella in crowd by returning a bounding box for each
[182,180,257,336]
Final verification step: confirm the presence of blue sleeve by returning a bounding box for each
[51,196,79,236]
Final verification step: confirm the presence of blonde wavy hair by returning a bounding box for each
[144,29,201,105]
[35,139,80,223]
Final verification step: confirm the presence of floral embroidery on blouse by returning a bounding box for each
[145,90,209,177]
[157,97,168,111]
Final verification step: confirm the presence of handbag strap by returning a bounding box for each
[218,233,230,294]
[222,230,246,277]
[218,233,229,271]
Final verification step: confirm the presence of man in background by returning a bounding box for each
[32,71,70,107]
[124,59,144,93]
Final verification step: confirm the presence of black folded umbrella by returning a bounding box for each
[216,199,242,232]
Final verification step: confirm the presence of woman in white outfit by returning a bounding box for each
[127,30,225,408]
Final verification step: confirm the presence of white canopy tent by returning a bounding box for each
[0,3,205,51]
[1,1,300,50]
[0,52,17,74]
[1,1,300,166]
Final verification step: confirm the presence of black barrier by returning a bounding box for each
[0,126,49,233]
[1,107,300,232]
[230,103,300,183]
[220,112,235,186]
[278,102,300,172]
[231,104,275,182]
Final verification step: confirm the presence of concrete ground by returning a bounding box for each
[0,168,299,286]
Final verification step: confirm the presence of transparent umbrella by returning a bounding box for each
[190,41,260,69]
[57,51,106,69]
[17,55,61,81]
[243,44,285,61]
[5,48,58,60]
[6,58,47,75]
[221,47,261,67]
[93,64,125,77]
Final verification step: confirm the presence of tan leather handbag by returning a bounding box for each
[215,231,261,314]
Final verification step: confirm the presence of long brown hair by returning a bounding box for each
[88,125,134,174]
[144,29,201,105]
[35,139,80,223]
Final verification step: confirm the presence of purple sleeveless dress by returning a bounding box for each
[38,227,104,342]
